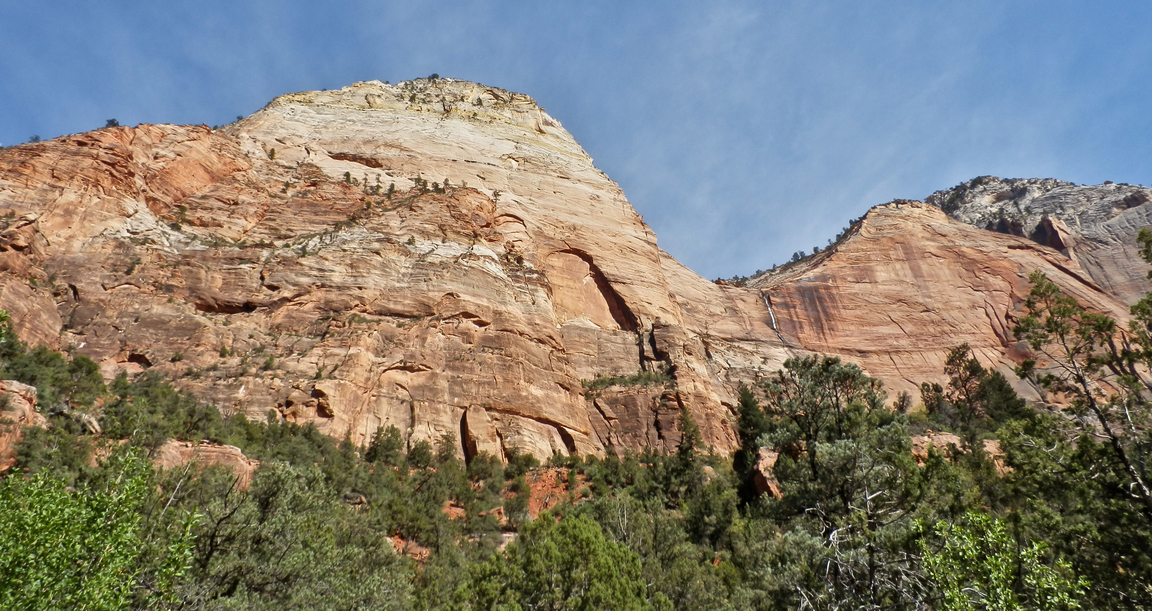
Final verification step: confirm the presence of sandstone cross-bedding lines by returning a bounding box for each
[0,78,1142,460]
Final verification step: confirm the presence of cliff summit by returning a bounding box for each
[0,79,1145,461]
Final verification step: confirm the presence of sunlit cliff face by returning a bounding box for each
[0,79,1141,461]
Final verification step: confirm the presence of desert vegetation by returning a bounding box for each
[3,233,1152,609]
[1,326,1147,608]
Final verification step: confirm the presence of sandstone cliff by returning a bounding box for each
[0,79,1143,461]
[748,201,1134,399]
[926,176,1152,304]
[0,79,745,460]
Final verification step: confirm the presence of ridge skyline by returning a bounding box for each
[3,2,1150,280]
[9,75,1147,284]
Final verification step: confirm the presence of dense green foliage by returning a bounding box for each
[0,449,195,611]
[467,513,652,610]
[181,462,412,610]
[919,343,1032,444]
[921,512,1086,611]
[1013,268,1152,517]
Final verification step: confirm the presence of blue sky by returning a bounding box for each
[2,1,1150,279]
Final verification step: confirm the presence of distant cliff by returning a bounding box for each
[927,175,1152,304]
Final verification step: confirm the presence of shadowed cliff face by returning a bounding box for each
[0,80,1143,461]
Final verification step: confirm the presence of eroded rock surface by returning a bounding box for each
[0,79,745,460]
[0,80,1142,461]
[927,176,1152,304]
[154,440,258,488]
[0,380,44,471]
[910,432,1005,473]
[750,202,1134,399]
[752,447,782,498]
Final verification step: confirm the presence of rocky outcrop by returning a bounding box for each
[0,80,1142,462]
[927,176,1152,304]
[0,380,44,471]
[0,79,745,461]
[910,432,1005,473]
[751,448,782,498]
[154,440,258,488]
[748,201,1133,400]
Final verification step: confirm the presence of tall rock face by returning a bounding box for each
[748,201,1135,399]
[926,176,1152,304]
[0,79,745,459]
[0,79,1143,461]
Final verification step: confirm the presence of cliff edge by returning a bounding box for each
[0,80,1144,460]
